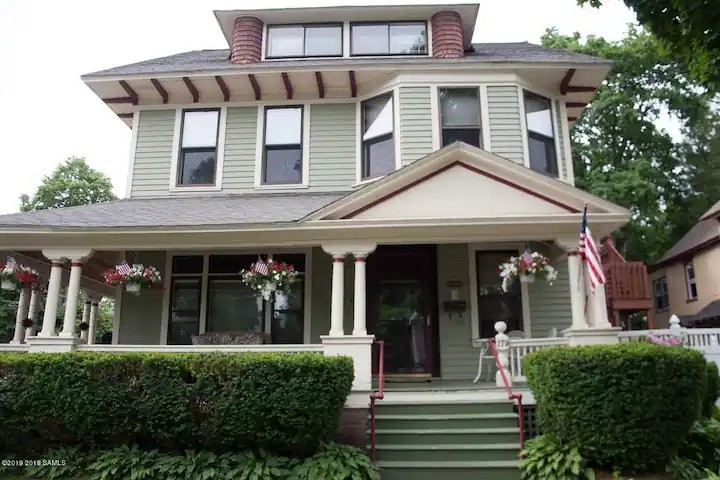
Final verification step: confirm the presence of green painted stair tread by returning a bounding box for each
[371,427,519,434]
[375,401,513,415]
[373,412,518,420]
[377,460,520,468]
[377,461,521,480]
[372,443,521,450]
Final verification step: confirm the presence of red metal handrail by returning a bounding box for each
[369,340,385,463]
[488,338,525,448]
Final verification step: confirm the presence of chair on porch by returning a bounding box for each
[191,331,271,345]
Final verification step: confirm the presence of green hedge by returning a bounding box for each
[704,362,720,418]
[0,352,354,456]
[524,343,707,472]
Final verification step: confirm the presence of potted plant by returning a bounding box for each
[0,258,19,291]
[103,263,162,294]
[16,265,39,289]
[498,251,557,292]
[241,259,298,301]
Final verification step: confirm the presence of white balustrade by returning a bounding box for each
[508,337,570,382]
[75,344,324,353]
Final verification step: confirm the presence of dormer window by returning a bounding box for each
[351,22,427,56]
[266,24,343,58]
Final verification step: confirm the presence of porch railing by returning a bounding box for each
[488,336,525,448]
[74,344,324,353]
[508,337,570,382]
[0,344,29,352]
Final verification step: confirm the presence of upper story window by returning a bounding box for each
[684,262,698,300]
[351,22,427,56]
[263,106,303,185]
[177,109,220,186]
[440,88,482,148]
[361,92,395,180]
[652,276,669,312]
[266,24,343,58]
[523,91,558,177]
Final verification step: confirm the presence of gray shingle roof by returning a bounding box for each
[0,193,346,229]
[701,199,720,220]
[82,42,611,78]
[655,216,720,266]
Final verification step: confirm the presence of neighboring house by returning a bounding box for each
[0,4,632,476]
[650,200,720,328]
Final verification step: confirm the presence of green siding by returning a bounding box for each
[527,259,572,336]
[437,244,477,380]
[310,247,332,342]
[223,107,258,193]
[487,85,525,165]
[399,86,434,166]
[309,104,357,189]
[131,111,175,198]
[118,251,166,343]
[554,99,568,180]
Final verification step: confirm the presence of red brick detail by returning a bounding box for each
[335,408,369,448]
[431,11,464,59]
[231,16,264,64]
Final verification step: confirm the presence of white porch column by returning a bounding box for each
[79,299,92,341]
[39,260,65,337]
[587,284,612,329]
[329,254,346,337]
[566,250,588,330]
[10,288,30,344]
[25,286,40,340]
[352,253,368,336]
[87,298,100,345]
[60,260,85,337]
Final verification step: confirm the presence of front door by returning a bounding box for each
[367,245,438,376]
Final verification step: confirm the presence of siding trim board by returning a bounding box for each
[398,85,433,166]
[486,85,525,165]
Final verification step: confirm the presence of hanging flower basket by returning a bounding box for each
[103,263,162,295]
[16,265,39,289]
[0,257,19,291]
[241,259,298,301]
[498,251,557,293]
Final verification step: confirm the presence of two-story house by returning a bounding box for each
[650,200,720,328]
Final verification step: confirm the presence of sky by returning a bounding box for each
[0,0,637,214]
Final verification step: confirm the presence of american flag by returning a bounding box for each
[5,256,17,270]
[116,261,132,276]
[253,258,269,275]
[579,205,606,292]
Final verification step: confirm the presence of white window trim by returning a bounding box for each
[125,112,140,198]
[520,88,563,177]
[652,276,669,313]
[254,104,310,189]
[160,249,313,345]
[468,243,532,341]
[356,88,400,184]
[685,262,697,300]
[432,84,487,151]
[348,21,431,58]
[168,107,226,193]
[559,101,575,185]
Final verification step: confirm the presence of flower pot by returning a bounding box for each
[125,283,141,294]
[1,279,16,291]
[519,273,535,284]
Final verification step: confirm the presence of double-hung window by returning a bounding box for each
[262,106,303,185]
[439,88,482,148]
[177,109,220,186]
[685,262,698,300]
[266,24,343,58]
[351,22,427,55]
[361,93,395,180]
[523,91,558,177]
[652,276,669,312]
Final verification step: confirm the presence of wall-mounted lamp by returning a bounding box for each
[443,280,467,320]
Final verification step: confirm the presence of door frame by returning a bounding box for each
[366,244,440,377]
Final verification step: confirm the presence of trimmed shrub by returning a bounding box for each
[520,434,593,480]
[0,352,353,456]
[704,362,720,418]
[524,343,707,472]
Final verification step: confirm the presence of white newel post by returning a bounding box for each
[25,287,40,340]
[87,299,100,345]
[39,260,65,337]
[353,253,368,336]
[329,254,345,336]
[10,288,30,344]
[80,299,91,341]
[60,260,84,337]
[494,321,512,388]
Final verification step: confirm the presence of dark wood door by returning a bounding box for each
[367,245,439,376]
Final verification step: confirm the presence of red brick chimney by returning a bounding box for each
[431,11,464,59]
[231,16,264,64]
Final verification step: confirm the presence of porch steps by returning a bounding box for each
[371,401,521,479]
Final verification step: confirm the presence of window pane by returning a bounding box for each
[306,26,342,56]
[390,23,427,54]
[172,255,203,274]
[168,279,201,345]
[266,107,302,145]
[476,251,523,338]
[352,24,389,55]
[363,94,394,140]
[364,136,395,179]
[442,128,481,148]
[528,134,557,176]
[441,89,479,127]
[264,148,302,184]
[179,150,216,185]
[209,255,257,274]
[267,26,304,57]
[524,93,554,138]
[182,110,219,148]
[207,280,264,333]
[271,279,304,344]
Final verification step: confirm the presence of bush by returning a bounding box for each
[520,434,593,480]
[524,343,707,473]
[704,362,720,418]
[0,352,353,456]
[292,443,380,480]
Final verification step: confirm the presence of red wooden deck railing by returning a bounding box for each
[604,262,652,309]
[488,338,525,449]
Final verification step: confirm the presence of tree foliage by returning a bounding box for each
[20,157,117,212]
[542,27,720,263]
[578,0,720,92]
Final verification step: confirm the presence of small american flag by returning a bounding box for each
[253,258,269,275]
[579,205,606,292]
[521,250,533,266]
[116,261,132,276]
[5,256,17,270]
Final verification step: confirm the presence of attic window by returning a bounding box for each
[266,24,343,58]
[350,22,427,56]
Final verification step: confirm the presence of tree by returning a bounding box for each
[542,27,720,263]
[20,157,117,212]
[578,0,720,92]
